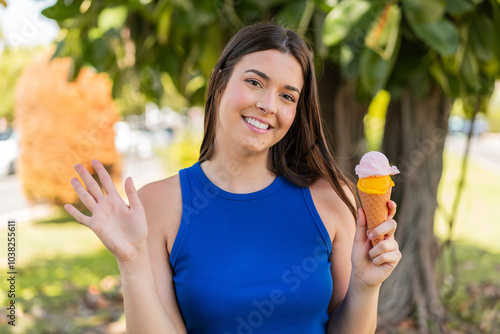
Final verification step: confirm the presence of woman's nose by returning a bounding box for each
[256,92,277,114]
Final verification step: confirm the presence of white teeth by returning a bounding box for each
[244,117,270,130]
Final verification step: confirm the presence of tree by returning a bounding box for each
[15,50,121,206]
[42,0,500,330]
[321,1,500,330]
[0,47,40,122]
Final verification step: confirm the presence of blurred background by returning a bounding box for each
[0,0,499,333]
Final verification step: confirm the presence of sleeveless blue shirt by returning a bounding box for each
[170,162,333,333]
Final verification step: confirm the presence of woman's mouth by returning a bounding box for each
[242,116,271,130]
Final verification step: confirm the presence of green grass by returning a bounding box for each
[435,149,500,254]
[432,147,500,334]
[0,209,123,332]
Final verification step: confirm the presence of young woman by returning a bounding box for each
[65,22,401,334]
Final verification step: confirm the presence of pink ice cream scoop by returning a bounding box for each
[355,151,400,178]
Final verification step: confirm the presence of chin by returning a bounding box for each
[239,142,271,155]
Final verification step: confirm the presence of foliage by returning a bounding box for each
[322,0,500,106]
[0,47,40,121]
[41,0,500,131]
[0,208,125,332]
[157,127,203,173]
[14,50,122,205]
[41,0,327,108]
[364,89,390,151]
[0,249,124,332]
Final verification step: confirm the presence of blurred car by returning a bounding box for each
[0,129,18,177]
[114,121,154,158]
[448,115,489,136]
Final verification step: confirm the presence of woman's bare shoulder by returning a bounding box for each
[138,174,182,208]
[137,174,183,253]
[309,177,356,242]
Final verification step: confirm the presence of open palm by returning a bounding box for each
[64,159,148,263]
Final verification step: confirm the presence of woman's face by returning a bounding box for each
[215,49,304,156]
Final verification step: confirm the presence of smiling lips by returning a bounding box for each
[243,116,272,130]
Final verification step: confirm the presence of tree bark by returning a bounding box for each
[317,60,368,182]
[377,84,451,332]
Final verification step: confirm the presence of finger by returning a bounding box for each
[70,177,97,210]
[91,159,118,195]
[64,203,92,227]
[369,219,397,242]
[368,238,398,259]
[125,177,143,210]
[372,247,402,266]
[74,163,104,202]
[354,208,368,244]
[387,200,397,220]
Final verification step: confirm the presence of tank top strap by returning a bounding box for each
[169,166,192,266]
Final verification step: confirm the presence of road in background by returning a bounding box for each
[444,133,500,174]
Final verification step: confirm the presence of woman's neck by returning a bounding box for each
[200,149,276,194]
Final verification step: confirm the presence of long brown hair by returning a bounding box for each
[199,22,358,220]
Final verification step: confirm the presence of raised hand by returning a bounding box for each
[64,159,148,263]
[351,201,402,288]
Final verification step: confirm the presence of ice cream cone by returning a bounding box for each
[359,187,392,246]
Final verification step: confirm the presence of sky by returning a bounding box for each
[0,0,59,50]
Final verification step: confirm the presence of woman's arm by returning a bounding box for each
[136,176,187,333]
[64,160,183,333]
[117,252,180,333]
[326,202,399,333]
[310,179,400,334]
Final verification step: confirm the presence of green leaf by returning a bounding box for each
[446,0,475,15]
[469,14,495,62]
[42,0,84,21]
[429,59,459,97]
[408,19,459,56]
[314,0,337,12]
[157,2,173,44]
[460,47,480,91]
[360,28,401,96]
[275,0,308,30]
[111,69,126,99]
[140,66,164,103]
[68,57,84,82]
[491,8,500,74]
[322,0,373,46]
[97,6,128,31]
[402,0,446,24]
[87,37,115,72]
[339,43,365,80]
[365,4,401,60]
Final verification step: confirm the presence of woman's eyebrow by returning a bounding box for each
[244,68,300,94]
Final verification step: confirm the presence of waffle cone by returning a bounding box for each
[358,187,392,246]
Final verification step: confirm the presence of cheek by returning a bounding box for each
[220,85,253,116]
[280,108,297,130]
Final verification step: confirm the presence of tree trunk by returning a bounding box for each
[317,60,368,182]
[377,84,451,332]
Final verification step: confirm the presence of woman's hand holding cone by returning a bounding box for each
[351,200,402,288]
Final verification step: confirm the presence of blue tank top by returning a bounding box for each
[170,162,333,333]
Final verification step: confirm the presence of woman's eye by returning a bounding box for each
[282,94,296,103]
[246,79,262,87]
